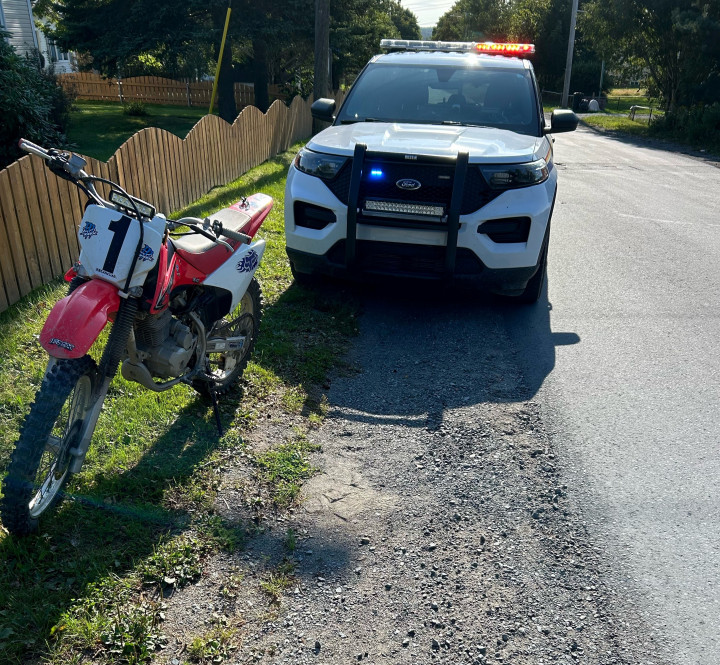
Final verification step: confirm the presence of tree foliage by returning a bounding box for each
[433,0,511,42]
[41,0,421,117]
[0,31,73,169]
[581,0,720,109]
[331,0,421,89]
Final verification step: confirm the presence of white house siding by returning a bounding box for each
[0,0,38,56]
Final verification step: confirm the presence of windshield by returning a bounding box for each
[336,63,540,136]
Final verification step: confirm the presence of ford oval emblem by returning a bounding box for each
[396,178,422,191]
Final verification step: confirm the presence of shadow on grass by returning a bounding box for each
[0,397,229,663]
[253,280,361,417]
[0,282,360,664]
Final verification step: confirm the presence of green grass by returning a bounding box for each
[66,100,207,161]
[0,143,360,664]
[579,113,655,136]
[553,90,663,140]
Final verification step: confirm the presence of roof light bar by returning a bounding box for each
[380,39,474,52]
[380,39,535,58]
[474,42,535,56]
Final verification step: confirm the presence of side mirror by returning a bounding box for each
[543,109,579,134]
[311,98,336,123]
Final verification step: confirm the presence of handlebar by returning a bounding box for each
[171,217,252,247]
[18,139,51,160]
[215,224,252,245]
[19,140,254,249]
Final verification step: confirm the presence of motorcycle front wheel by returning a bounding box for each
[193,277,262,397]
[1,355,99,536]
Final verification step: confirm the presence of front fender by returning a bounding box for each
[40,280,121,358]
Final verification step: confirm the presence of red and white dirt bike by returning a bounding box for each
[1,139,273,536]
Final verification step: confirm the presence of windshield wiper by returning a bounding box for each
[436,121,493,128]
[340,117,386,124]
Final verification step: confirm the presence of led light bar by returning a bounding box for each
[379,39,535,58]
[380,39,474,52]
[364,199,445,217]
[474,42,535,56]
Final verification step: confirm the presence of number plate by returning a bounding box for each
[78,205,165,289]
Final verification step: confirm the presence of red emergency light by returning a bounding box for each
[474,42,535,56]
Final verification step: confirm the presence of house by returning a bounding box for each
[0,0,37,56]
[0,0,74,72]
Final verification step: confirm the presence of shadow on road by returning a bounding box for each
[321,276,580,426]
[498,277,580,400]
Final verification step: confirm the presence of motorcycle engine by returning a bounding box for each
[133,310,196,379]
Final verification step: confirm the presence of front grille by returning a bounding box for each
[324,159,500,215]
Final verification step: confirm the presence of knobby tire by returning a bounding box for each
[0,356,98,536]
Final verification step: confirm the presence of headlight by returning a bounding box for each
[294,147,347,180]
[480,158,549,190]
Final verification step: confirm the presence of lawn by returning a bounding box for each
[66,100,208,161]
[0,145,360,664]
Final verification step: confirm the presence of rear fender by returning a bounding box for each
[40,280,121,358]
[227,193,273,238]
[202,238,266,313]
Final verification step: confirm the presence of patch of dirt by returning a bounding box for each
[153,295,671,665]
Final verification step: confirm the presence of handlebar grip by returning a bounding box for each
[218,226,252,245]
[18,139,50,160]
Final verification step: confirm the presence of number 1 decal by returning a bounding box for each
[103,215,132,274]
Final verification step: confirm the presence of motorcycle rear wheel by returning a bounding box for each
[1,356,99,536]
[194,277,262,397]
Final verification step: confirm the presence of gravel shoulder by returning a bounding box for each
[155,289,671,665]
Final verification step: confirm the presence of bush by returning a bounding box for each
[0,31,74,169]
[122,101,149,116]
[650,103,720,153]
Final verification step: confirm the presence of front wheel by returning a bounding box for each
[193,277,262,397]
[511,222,551,305]
[513,242,548,304]
[1,356,99,535]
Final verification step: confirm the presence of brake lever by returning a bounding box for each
[187,222,234,252]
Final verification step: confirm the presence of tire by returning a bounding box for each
[193,277,262,397]
[513,243,548,304]
[1,356,99,536]
[511,223,551,305]
[290,263,320,288]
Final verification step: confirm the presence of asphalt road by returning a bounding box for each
[504,126,720,664]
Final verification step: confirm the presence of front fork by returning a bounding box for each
[62,295,139,473]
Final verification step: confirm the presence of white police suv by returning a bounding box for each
[285,40,578,302]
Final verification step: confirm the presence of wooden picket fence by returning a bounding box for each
[0,94,325,313]
[58,72,286,108]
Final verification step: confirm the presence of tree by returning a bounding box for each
[49,0,211,78]
[330,0,420,89]
[432,0,511,42]
[0,31,72,169]
[389,1,422,40]
[581,0,720,110]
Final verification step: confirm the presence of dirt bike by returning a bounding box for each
[1,139,273,536]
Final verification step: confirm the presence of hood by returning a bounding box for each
[306,122,544,164]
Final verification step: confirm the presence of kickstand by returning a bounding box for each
[210,389,224,436]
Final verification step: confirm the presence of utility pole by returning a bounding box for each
[314,0,330,101]
[561,0,579,108]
